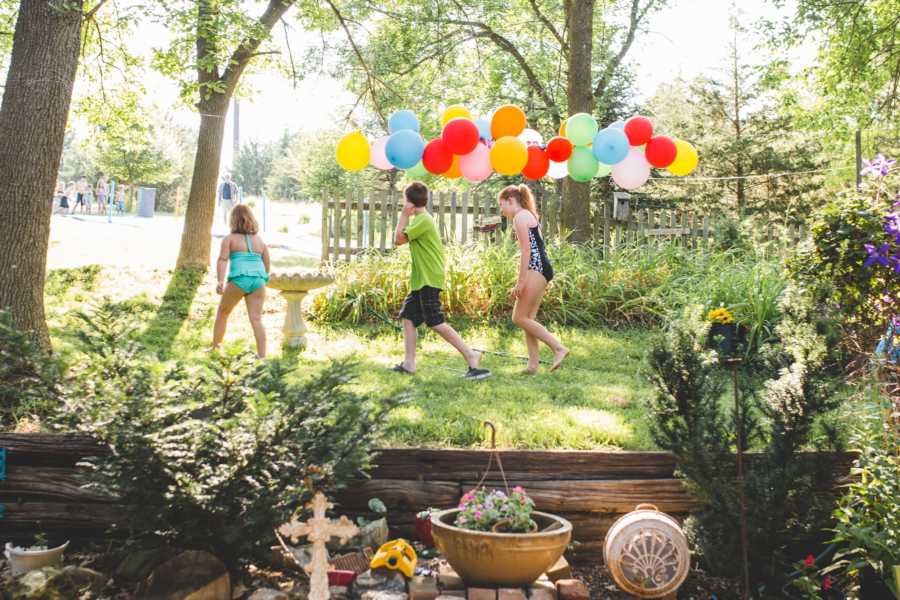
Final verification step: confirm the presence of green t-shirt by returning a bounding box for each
[405,212,444,291]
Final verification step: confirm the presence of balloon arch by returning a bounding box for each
[336,104,698,191]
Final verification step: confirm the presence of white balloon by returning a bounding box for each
[518,128,543,147]
[547,160,568,180]
[611,149,651,190]
[370,135,394,170]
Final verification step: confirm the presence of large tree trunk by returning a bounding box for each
[0,0,83,348]
[175,97,228,269]
[561,0,593,242]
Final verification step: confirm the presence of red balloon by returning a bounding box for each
[545,136,573,162]
[624,116,653,146]
[645,135,677,168]
[441,118,480,155]
[422,139,453,174]
[522,146,550,180]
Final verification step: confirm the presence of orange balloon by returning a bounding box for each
[442,154,462,179]
[559,120,567,137]
[491,105,527,139]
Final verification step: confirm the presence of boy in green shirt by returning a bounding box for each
[392,182,490,380]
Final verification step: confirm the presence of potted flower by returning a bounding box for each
[4,533,69,576]
[430,486,571,587]
[707,306,737,356]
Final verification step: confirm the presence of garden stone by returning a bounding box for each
[545,558,571,583]
[248,589,290,600]
[498,589,527,600]
[527,583,556,600]
[330,586,351,600]
[142,550,231,600]
[352,569,406,597]
[467,588,497,600]
[8,566,107,600]
[435,562,464,590]
[554,580,588,600]
[360,592,408,600]
[409,575,439,600]
[438,592,465,598]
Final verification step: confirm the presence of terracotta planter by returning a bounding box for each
[415,514,435,548]
[431,508,571,587]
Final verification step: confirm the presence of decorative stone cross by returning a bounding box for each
[278,491,359,600]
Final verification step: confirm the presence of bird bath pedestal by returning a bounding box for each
[267,270,334,350]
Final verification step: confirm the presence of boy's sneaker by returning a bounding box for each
[464,367,491,380]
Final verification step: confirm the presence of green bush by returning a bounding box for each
[312,241,786,347]
[56,304,404,567]
[645,290,844,592]
[0,310,62,430]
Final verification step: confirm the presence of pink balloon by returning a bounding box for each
[611,149,651,190]
[370,135,394,170]
[459,142,493,182]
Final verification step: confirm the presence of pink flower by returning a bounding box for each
[822,576,833,591]
[513,486,524,493]
[804,554,815,567]
[475,511,482,519]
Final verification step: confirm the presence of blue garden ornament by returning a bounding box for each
[874,320,900,364]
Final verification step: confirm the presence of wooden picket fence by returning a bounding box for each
[321,190,807,263]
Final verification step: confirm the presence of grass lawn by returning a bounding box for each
[44,264,659,449]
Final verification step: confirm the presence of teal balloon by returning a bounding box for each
[567,146,598,182]
[406,160,427,177]
[566,113,599,146]
[610,120,626,130]
[596,162,612,177]
[475,118,492,141]
[386,130,425,169]
[592,127,629,165]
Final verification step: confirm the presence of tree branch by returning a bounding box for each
[84,0,110,21]
[593,0,660,99]
[527,0,565,50]
[221,0,296,97]
[324,0,388,129]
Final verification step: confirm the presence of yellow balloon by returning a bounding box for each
[443,155,462,179]
[336,131,370,171]
[667,139,698,176]
[442,104,472,126]
[559,119,567,137]
[490,136,528,176]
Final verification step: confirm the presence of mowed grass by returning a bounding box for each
[44,265,659,449]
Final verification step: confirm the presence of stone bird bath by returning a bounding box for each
[266,270,334,350]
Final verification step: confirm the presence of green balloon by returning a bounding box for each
[568,147,598,182]
[596,162,612,177]
[405,160,427,177]
[566,113,599,146]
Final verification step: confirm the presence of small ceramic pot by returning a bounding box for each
[4,541,69,576]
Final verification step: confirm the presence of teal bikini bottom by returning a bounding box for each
[229,275,267,294]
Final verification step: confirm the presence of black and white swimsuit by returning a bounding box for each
[526,225,554,282]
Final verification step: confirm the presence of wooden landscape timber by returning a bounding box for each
[0,434,854,562]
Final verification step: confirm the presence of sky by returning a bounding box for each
[117,0,810,168]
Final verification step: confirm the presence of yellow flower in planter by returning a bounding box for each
[707,307,734,325]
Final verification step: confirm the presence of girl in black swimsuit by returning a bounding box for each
[498,185,569,373]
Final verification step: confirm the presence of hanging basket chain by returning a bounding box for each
[472,420,510,495]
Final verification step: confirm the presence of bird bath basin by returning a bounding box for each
[267,270,334,350]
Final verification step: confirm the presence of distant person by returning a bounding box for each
[218,173,239,225]
[392,181,489,379]
[64,181,76,213]
[54,182,68,213]
[212,204,270,358]
[497,184,568,373]
[95,175,109,214]
[74,176,88,213]
[115,184,126,215]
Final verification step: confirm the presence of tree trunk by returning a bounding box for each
[175,98,228,269]
[561,0,593,242]
[0,0,83,348]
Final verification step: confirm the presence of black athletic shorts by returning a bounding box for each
[398,286,445,327]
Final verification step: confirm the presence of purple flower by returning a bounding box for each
[861,154,896,178]
[864,243,892,267]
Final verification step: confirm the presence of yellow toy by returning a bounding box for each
[369,539,417,578]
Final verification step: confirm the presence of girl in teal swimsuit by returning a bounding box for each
[213,204,270,357]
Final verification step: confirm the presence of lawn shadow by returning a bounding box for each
[139,267,205,357]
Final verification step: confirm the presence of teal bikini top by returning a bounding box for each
[228,234,268,280]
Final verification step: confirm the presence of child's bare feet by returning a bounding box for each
[550,346,569,371]
[522,366,538,375]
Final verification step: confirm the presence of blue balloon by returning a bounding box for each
[388,110,420,134]
[610,120,626,130]
[386,130,425,169]
[475,118,492,141]
[592,127,630,165]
